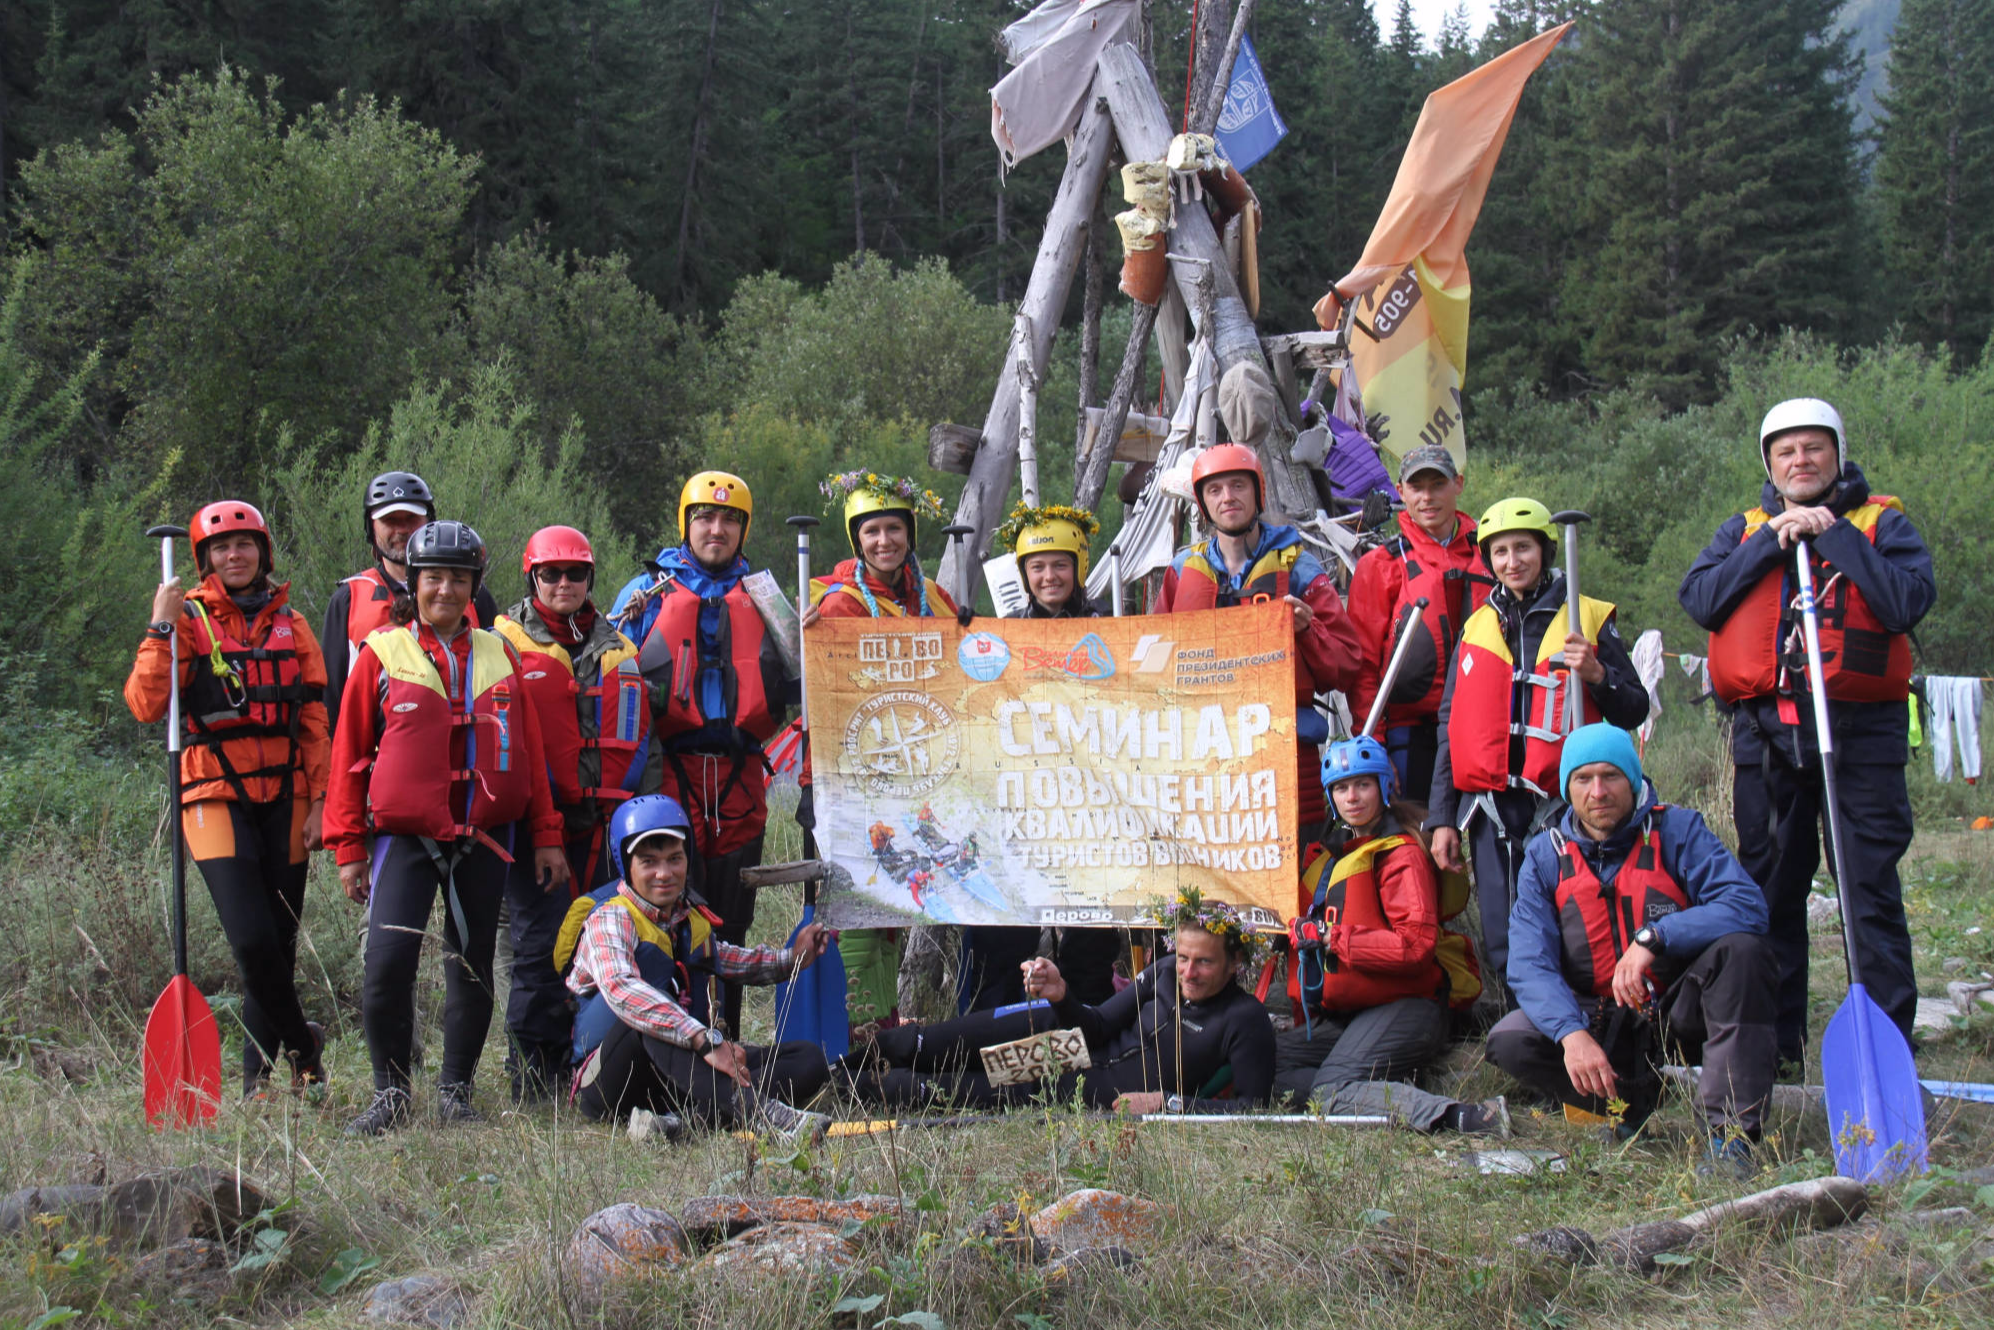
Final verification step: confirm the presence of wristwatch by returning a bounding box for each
[1164,1094,1185,1114]
[147,619,175,638]
[1632,925,1662,953]
[700,1026,729,1055]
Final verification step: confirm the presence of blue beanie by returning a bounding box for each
[1558,723,1642,799]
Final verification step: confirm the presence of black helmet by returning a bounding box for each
[363,471,436,547]
[404,520,487,592]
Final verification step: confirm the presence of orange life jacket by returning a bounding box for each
[360,626,532,844]
[1377,528,1490,724]
[181,596,310,803]
[1448,595,1617,797]
[635,581,781,745]
[493,616,650,810]
[1550,808,1692,998]
[1707,499,1913,705]
[1169,543,1314,709]
[809,559,952,619]
[1289,834,1447,1012]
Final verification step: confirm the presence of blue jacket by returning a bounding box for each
[610,546,755,746]
[1506,786,1769,1045]
[1677,462,1934,766]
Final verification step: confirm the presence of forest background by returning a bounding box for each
[0,0,1991,799]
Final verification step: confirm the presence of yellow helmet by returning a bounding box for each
[678,471,752,542]
[844,487,917,554]
[1013,515,1092,583]
[1476,497,1558,559]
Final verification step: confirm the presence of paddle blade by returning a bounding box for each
[1822,983,1927,1183]
[774,903,851,1060]
[143,974,222,1129]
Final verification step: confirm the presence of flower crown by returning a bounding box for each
[994,501,1101,550]
[1146,887,1263,963]
[820,471,945,520]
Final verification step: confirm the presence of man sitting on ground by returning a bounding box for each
[1487,725,1777,1177]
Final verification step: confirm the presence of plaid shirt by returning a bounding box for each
[567,886,796,1047]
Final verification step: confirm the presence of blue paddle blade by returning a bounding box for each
[1822,982,1927,1183]
[1922,1078,1994,1105]
[774,902,849,1060]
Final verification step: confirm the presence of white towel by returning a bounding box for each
[1929,676,1984,783]
[1678,652,1711,697]
[1632,630,1665,742]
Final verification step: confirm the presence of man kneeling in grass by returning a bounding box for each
[842,892,1276,1114]
[563,794,835,1143]
[1488,725,1777,1178]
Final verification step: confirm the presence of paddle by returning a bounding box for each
[140,523,222,1128]
[1794,542,1926,1182]
[1551,508,1592,734]
[773,514,849,1059]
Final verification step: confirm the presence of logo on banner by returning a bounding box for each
[1131,635,1175,673]
[843,690,961,796]
[958,632,1012,682]
[1019,632,1116,680]
[858,632,944,686]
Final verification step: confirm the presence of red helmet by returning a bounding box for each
[521,525,595,578]
[1189,443,1264,523]
[190,500,272,573]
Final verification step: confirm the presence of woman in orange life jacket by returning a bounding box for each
[324,521,571,1135]
[124,501,332,1099]
[1424,499,1650,996]
[491,525,663,1103]
[798,473,960,1036]
[1274,736,1508,1134]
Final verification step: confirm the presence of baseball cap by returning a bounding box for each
[371,502,431,520]
[1397,445,1459,485]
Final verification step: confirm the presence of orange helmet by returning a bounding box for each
[190,500,272,574]
[521,525,595,578]
[1189,443,1264,523]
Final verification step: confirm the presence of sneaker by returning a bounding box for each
[1696,1135,1758,1181]
[628,1107,688,1143]
[1450,1095,1512,1137]
[438,1081,481,1125]
[345,1085,415,1136]
[758,1098,832,1146]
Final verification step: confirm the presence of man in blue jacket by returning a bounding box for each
[1487,725,1776,1177]
[1677,399,1935,1068]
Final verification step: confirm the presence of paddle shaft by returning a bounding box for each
[789,516,817,731]
[1361,596,1428,738]
[1793,544,1866,986]
[1556,513,1589,733]
[158,532,189,977]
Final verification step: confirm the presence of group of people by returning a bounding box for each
[124,393,1936,1174]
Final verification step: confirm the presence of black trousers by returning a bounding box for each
[959,927,1039,1011]
[1486,933,1777,1138]
[1384,722,1441,815]
[1734,754,1917,1059]
[363,832,508,1091]
[865,1004,1137,1109]
[1464,788,1539,994]
[574,1021,830,1125]
[185,797,316,1086]
[502,842,575,1066]
[701,834,767,1039]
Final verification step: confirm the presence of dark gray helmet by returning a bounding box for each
[363,471,436,548]
[404,520,487,591]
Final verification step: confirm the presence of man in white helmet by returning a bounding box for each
[1678,398,1935,1073]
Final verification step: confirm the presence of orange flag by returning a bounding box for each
[1313,23,1572,466]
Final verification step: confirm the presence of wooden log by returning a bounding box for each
[927,423,982,476]
[1193,0,1262,137]
[1076,298,1162,513]
[939,88,1117,608]
[738,860,824,889]
[1261,329,1351,372]
[1073,190,1107,482]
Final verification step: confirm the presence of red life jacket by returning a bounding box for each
[342,566,482,665]
[635,581,781,746]
[1550,808,1692,998]
[492,617,650,808]
[1448,594,1617,797]
[360,626,532,844]
[182,593,310,803]
[1375,522,1489,725]
[1707,498,1913,705]
[1288,834,1446,1012]
[809,559,952,619]
[1168,542,1313,709]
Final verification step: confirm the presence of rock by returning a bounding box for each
[128,1237,232,1302]
[1806,893,1840,932]
[694,1221,856,1280]
[1945,980,1993,1014]
[0,1185,109,1237]
[678,1193,903,1242]
[0,1167,267,1247]
[1028,1189,1163,1253]
[565,1204,689,1296]
[967,1200,1050,1263]
[363,1273,472,1328]
[1891,1206,1977,1232]
[1510,1226,1599,1265]
[1044,1245,1141,1284]
[1913,997,1959,1036]
[1943,957,1970,975]
[1955,1165,1994,1188]
[1595,1219,1698,1274]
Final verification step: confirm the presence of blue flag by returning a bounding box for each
[1215,33,1287,173]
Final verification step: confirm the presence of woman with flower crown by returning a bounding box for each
[838,890,1276,1113]
[798,473,961,1037]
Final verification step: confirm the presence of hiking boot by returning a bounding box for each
[1446,1095,1512,1137]
[1696,1135,1758,1181]
[346,1085,415,1136]
[758,1098,832,1146]
[628,1107,688,1143]
[508,1041,571,1106]
[438,1081,481,1125]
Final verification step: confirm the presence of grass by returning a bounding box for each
[3,741,1993,1328]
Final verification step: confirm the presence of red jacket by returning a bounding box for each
[1347,512,1486,728]
[323,621,564,866]
[1289,829,1444,1013]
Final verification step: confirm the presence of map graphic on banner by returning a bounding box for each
[804,605,1301,931]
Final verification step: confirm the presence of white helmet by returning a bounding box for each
[1759,398,1844,479]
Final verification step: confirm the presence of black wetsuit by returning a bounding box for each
[868,956,1275,1109]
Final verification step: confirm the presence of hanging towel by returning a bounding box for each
[990,0,1140,169]
[1678,652,1712,700]
[1928,676,1984,784]
[1632,630,1665,742]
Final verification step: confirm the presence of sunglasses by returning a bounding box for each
[534,565,591,584]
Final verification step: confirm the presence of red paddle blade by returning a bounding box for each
[143,974,223,1129]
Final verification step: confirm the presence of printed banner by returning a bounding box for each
[804,604,1300,931]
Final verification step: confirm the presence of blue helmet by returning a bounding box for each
[1322,735,1395,802]
[609,795,692,879]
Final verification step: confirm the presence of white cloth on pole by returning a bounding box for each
[1632,629,1665,742]
[1088,339,1215,600]
[1927,676,1984,783]
[990,1,1140,169]
[1678,652,1711,697]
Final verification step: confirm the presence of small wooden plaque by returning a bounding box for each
[978,1028,1091,1087]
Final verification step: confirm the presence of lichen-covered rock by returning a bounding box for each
[694,1221,857,1280]
[679,1193,903,1241]
[566,1203,689,1295]
[1045,1245,1141,1284]
[1029,1189,1162,1253]
[1511,1226,1600,1265]
[1890,1206,1977,1232]
[363,1273,472,1328]
[0,1167,266,1247]
[965,1200,1050,1264]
